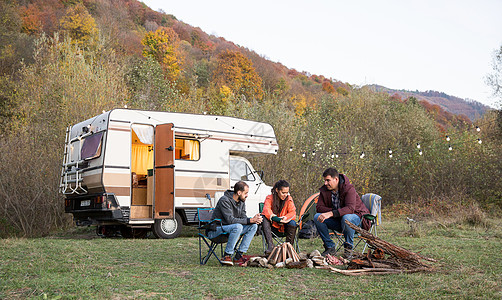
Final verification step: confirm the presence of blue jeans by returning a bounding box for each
[313,213,361,249]
[207,223,258,255]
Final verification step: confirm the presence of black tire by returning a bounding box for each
[97,225,117,238]
[153,211,183,239]
[131,228,149,239]
[120,225,133,238]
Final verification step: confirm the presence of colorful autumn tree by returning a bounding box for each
[322,80,335,94]
[19,4,42,35]
[59,3,99,47]
[213,49,263,100]
[141,27,183,81]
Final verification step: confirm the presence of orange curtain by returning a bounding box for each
[131,144,153,175]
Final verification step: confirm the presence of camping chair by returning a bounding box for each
[258,202,299,252]
[296,193,320,251]
[353,193,382,253]
[197,208,243,265]
[297,192,382,253]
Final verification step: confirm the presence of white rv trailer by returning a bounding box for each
[60,109,278,238]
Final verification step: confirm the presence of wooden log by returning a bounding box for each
[267,246,278,261]
[286,260,307,269]
[286,243,294,260]
[344,220,436,269]
[282,243,287,263]
[270,246,281,265]
[288,243,300,262]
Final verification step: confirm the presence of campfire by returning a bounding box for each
[244,220,437,275]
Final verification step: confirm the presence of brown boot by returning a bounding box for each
[261,218,275,255]
[285,223,298,245]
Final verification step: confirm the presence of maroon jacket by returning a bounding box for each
[316,174,371,230]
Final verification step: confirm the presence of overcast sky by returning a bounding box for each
[142,0,502,108]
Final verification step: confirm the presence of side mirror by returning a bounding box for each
[257,170,264,180]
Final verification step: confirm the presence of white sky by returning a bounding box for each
[142,0,502,108]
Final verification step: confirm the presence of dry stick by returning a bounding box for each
[344,220,437,268]
[270,246,281,264]
[286,243,293,261]
[274,246,282,264]
[288,243,300,262]
[290,245,298,262]
[331,269,403,276]
[282,243,287,263]
[267,246,278,261]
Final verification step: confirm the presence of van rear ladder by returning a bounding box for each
[59,126,88,195]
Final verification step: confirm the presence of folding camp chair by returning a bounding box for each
[197,208,243,265]
[297,192,382,253]
[258,202,299,252]
[353,193,382,253]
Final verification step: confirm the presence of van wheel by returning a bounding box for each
[153,212,182,239]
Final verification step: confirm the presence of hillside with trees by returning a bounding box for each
[0,0,500,237]
[367,85,489,121]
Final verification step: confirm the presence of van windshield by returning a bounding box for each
[230,159,255,181]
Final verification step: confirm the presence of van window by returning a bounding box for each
[81,132,103,160]
[230,160,255,181]
[175,139,200,160]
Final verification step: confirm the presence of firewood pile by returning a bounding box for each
[318,220,437,276]
[245,243,342,269]
[243,221,437,275]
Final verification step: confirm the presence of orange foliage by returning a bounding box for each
[190,28,215,53]
[141,27,184,81]
[389,93,403,102]
[19,4,42,35]
[420,100,472,130]
[213,50,263,100]
[60,3,99,47]
[19,0,64,35]
[322,80,335,94]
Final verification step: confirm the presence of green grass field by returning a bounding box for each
[1,219,501,299]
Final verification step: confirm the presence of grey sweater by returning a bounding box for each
[212,190,250,225]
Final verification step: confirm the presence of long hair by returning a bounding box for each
[271,180,290,215]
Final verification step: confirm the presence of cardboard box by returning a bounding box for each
[130,205,152,219]
[132,187,147,205]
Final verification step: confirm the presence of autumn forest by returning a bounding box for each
[0,0,500,237]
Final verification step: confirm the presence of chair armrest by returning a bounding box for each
[201,219,222,231]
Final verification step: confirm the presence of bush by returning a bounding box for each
[0,34,128,237]
[385,193,490,228]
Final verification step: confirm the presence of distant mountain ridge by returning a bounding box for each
[366,85,489,121]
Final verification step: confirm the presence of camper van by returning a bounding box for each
[60,109,278,238]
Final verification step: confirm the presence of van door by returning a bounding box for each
[154,123,175,219]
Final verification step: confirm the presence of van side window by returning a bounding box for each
[81,131,103,160]
[230,160,256,181]
[175,138,200,160]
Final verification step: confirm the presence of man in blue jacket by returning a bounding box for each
[210,181,263,265]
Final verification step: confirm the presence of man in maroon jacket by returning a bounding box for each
[314,167,370,257]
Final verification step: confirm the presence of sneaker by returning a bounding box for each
[234,251,243,260]
[220,255,234,266]
[321,247,337,257]
[233,256,247,266]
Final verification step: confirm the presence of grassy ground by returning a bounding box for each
[1,219,501,299]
